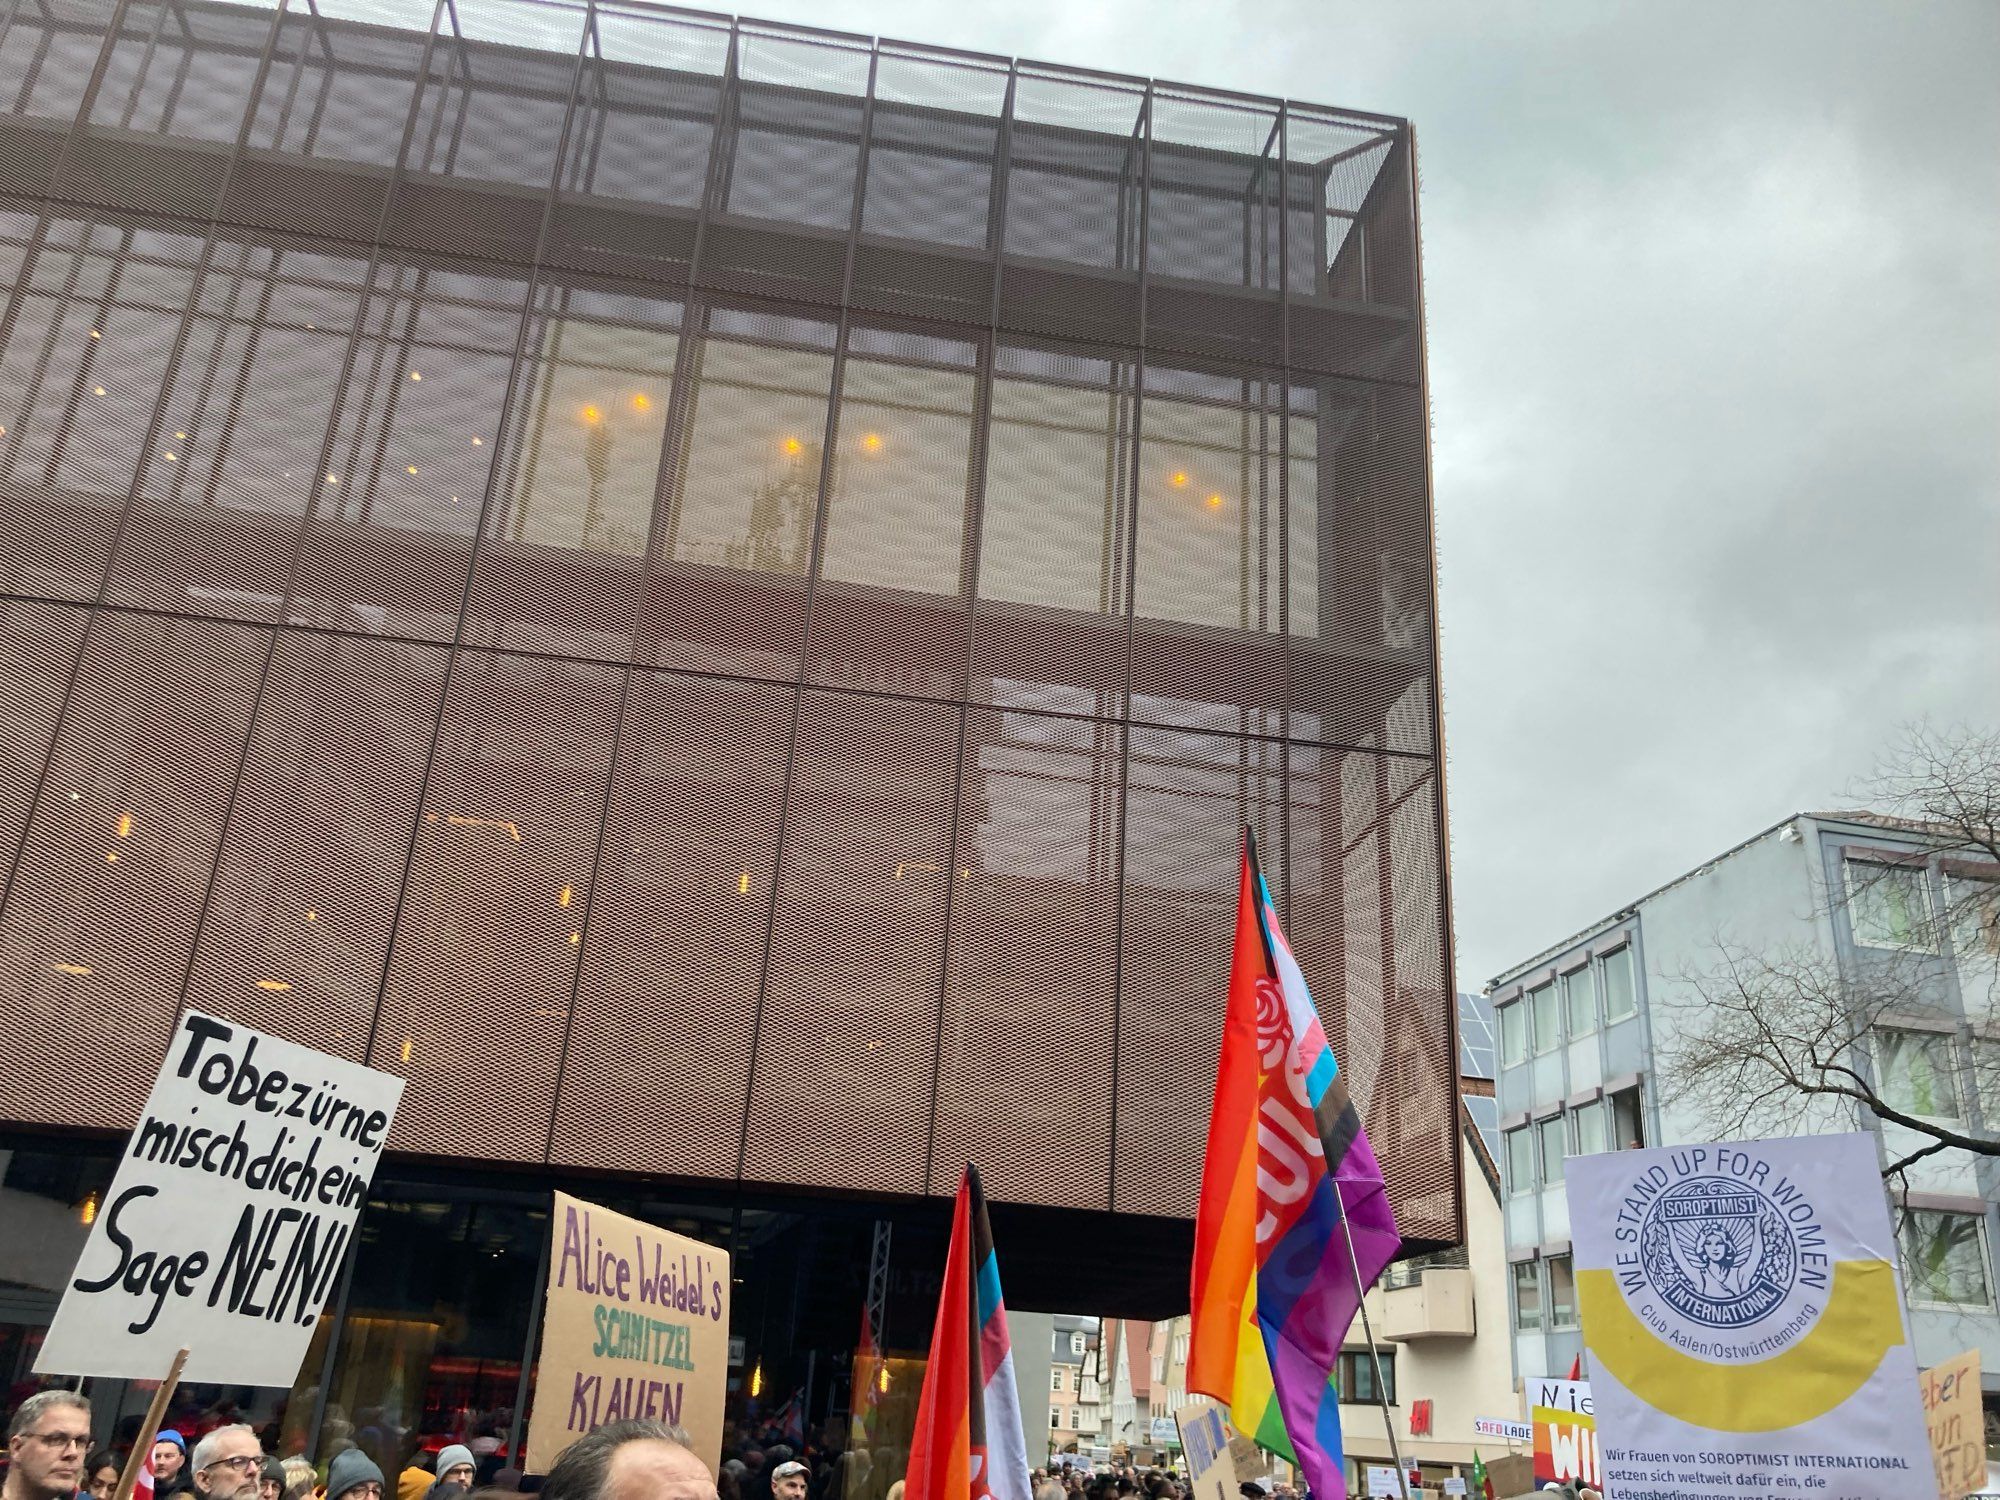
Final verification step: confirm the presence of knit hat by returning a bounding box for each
[261,1459,287,1488]
[434,1449,476,1480]
[328,1449,388,1500]
[156,1432,189,1455]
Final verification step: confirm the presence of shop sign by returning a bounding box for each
[1472,1417,1531,1442]
[35,1011,403,1386]
[524,1192,732,1475]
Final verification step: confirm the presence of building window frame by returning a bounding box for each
[1530,981,1560,1054]
[1338,1348,1397,1406]
[1538,1113,1569,1186]
[1845,858,1937,953]
[1874,1027,1965,1123]
[1511,1259,1543,1333]
[1546,1253,1578,1330]
[1563,965,1597,1037]
[1601,944,1637,1022]
[1499,999,1528,1067]
[1899,1209,1994,1310]
[1504,1125,1535,1195]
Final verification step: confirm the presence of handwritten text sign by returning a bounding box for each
[1921,1349,1982,1500]
[524,1193,730,1476]
[36,1012,403,1385]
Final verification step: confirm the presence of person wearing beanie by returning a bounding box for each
[327,1449,387,1500]
[424,1448,476,1500]
[153,1432,194,1500]
[397,1454,432,1500]
[258,1458,286,1500]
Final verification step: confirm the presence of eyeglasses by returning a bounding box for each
[28,1433,92,1452]
[347,1483,385,1499]
[202,1456,269,1476]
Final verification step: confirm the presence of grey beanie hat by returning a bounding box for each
[434,1448,476,1479]
[327,1449,387,1500]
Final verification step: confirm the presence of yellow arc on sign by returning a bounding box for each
[1578,1259,1902,1431]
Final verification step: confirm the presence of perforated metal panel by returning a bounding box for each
[0,1,1459,1247]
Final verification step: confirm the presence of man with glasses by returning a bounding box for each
[4,1391,92,1500]
[189,1427,265,1500]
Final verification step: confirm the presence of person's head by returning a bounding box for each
[326,1447,389,1500]
[542,1423,718,1500]
[770,1462,807,1500]
[259,1457,286,1500]
[85,1449,121,1500]
[435,1448,478,1490]
[7,1390,93,1500]
[155,1431,191,1482]
[190,1426,264,1500]
[281,1457,318,1500]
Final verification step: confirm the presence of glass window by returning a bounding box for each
[1975,1039,2000,1129]
[817,347,975,597]
[1338,1349,1396,1405]
[1531,983,1560,1053]
[1900,1211,1992,1308]
[1547,1255,1577,1328]
[1051,1408,1064,1429]
[1602,946,1637,1020]
[1610,1085,1646,1150]
[1072,1407,1084,1428]
[1847,860,1935,950]
[1564,966,1597,1035]
[1071,1332,1086,1354]
[1504,1126,1535,1194]
[1512,1261,1543,1332]
[1876,1029,1963,1121]
[671,333,836,574]
[1573,1098,1610,1157]
[1946,874,2000,963]
[1499,1000,1527,1067]
[1052,1367,1065,1391]
[1538,1116,1568,1185]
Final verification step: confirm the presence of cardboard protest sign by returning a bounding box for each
[1529,1379,1599,1492]
[1920,1349,1983,1500]
[1174,1404,1239,1500]
[525,1193,731,1476]
[36,1011,403,1386]
[1568,1133,1933,1500]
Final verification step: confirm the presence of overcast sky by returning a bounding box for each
[747,0,1999,984]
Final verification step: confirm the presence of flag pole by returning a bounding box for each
[1331,1193,1412,1500]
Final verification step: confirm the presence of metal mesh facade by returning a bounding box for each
[0,0,1459,1243]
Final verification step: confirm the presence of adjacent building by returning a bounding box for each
[1486,811,1999,1457]
[0,0,1457,1467]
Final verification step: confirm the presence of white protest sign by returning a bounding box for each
[1364,1467,1400,1497]
[36,1011,403,1386]
[1174,1404,1238,1500]
[1568,1133,1933,1500]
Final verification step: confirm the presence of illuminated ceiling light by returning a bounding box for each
[51,963,93,977]
[409,370,422,381]
[738,872,751,895]
[582,405,602,425]
[451,495,461,504]
[105,851,117,862]
[326,474,339,484]
[163,451,177,461]
[175,432,186,441]
[1207,493,1224,509]
[631,393,651,412]
[304,909,317,921]
[255,978,292,992]
[472,437,484,446]
[860,432,882,453]
[750,1363,763,1399]
[1170,470,1189,487]
[89,329,100,340]
[68,791,80,801]
[94,386,106,396]
[569,931,581,946]
[782,437,803,456]
[406,465,419,475]
[115,814,132,838]
[878,1364,889,1393]
[400,1037,413,1063]
[559,885,573,907]
[79,1191,99,1225]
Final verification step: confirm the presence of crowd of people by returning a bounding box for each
[6,1393,1215,1500]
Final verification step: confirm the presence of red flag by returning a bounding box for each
[133,1444,157,1500]
[1566,1353,1582,1382]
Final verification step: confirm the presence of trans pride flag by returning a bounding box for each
[905,1165,1031,1500]
[1188,832,1400,1500]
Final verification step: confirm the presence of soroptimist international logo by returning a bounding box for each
[1639,1175,1798,1330]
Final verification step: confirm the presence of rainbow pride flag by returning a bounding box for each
[1187,831,1400,1500]
[905,1165,1030,1500]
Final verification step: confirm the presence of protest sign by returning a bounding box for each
[1568,1132,1933,1500]
[1364,1467,1401,1498]
[1529,1378,1599,1491]
[1920,1349,1983,1500]
[525,1193,731,1475]
[36,1011,402,1386]
[1174,1404,1239,1500]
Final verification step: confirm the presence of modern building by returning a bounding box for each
[0,0,1458,1471]
[1486,811,1999,1456]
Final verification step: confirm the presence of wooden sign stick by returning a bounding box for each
[111,1347,191,1500]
